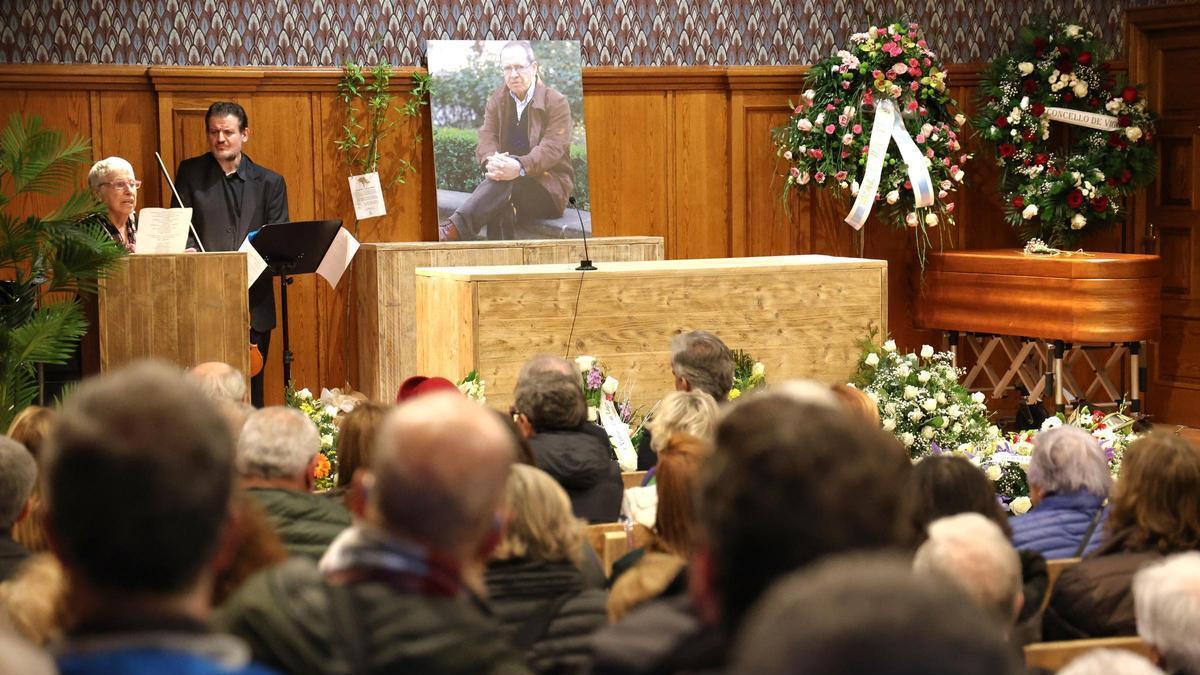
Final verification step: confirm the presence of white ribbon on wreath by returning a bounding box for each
[845,100,936,230]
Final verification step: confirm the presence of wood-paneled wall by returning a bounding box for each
[0,62,1127,404]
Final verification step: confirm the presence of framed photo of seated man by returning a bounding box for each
[428,39,590,241]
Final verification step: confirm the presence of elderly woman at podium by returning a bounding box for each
[87,156,141,253]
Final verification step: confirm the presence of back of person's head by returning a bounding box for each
[647,389,719,454]
[1028,425,1112,497]
[1134,551,1200,675]
[0,553,68,645]
[653,433,710,557]
[335,402,389,488]
[371,393,515,558]
[513,370,585,432]
[829,382,881,426]
[187,361,247,403]
[1057,649,1165,675]
[6,406,56,461]
[1107,433,1200,553]
[44,361,234,594]
[493,464,582,565]
[0,438,36,530]
[730,554,1021,675]
[492,408,537,467]
[213,491,287,606]
[913,513,1023,624]
[700,392,912,630]
[908,455,1011,540]
[670,330,734,401]
[236,406,320,483]
[516,354,576,384]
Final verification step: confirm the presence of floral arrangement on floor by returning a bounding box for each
[775,21,970,263]
[457,370,486,404]
[974,19,1157,247]
[973,405,1140,515]
[852,337,998,459]
[285,384,341,491]
[575,355,645,468]
[729,350,767,400]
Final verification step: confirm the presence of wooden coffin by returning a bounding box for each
[914,249,1161,343]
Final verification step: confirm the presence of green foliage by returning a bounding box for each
[0,113,125,429]
[432,126,590,210]
[335,63,431,187]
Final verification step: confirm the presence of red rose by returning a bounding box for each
[1092,196,1109,212]
[1023,79,1038,94]
[1012,195,1025,209]
[1121,169,1133,184]
[1088,97,1099,107]
[1118,114,1131,128]
[1055,58,1074,74]
[1062,93,1074,103]
[995,115,1008,128]
[1067,189,1084,208]
[1105,178,1117,186]
[1034,153,1048,165]
[1078,51,1093,66]
[1108,133,1122,147]
[1030,102,1045,116]
[1122,86,1139,103]
[998,143,1016,158]
[1022,130,1036,142]
[1033,37,1048,49]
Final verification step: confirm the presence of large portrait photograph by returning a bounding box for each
[428,40,590,241]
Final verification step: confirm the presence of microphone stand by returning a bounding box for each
[570,196,596,271]
[154,151,206,252]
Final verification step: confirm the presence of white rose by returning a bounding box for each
[1126,126,1143,141]
[296,388,313,400]
[842,133,855,145]
[883,339,897,352]
[922,426,936,440]
[1022,204,1039,219]
[1018,62,1034,75]
[936,392,947,405]
[783,150,793,160]
[971,391,986,404]
[1071,213,1087,230]
[814,112,825,125]
[1065,24,1081,37]
[985,465,1003,481]
[885,402,898,415]
[575,355,596,372]
[954,113,966,126]
[804,88,816,100]
[1011,496,1033,515]
[922,398,938,412]
[1040,416,1063,431]
[896,364,911,378]
[1106,98,1123,113]
[321,434,334,449]
[952,169,965,182]
[601,376,619,395]
[904,385,919,400]
[752,362,766,377]
[909,410,924,422]
[886,190,900,205]
[952,423,963,434]
[905,212,918,227]
[917,371,932,384]
[1072,81,1088,98]
[323,404,339,418]
[864,352,880,367]
[797,118,813,132]
[1019,96,1030,110]
[988,425,1001,437]
[900,432,915,447]
[587,406,599,422]
[947,404,961,418]
[882,418,896,431]
[925,213,939,227]
[798,172,810,185]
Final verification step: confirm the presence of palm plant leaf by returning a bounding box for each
[0,362,39,432]
[46,217,124,294]
[7,300,88,365]
[0,113,92,197]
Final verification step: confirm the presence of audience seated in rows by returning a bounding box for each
[216,392,532,674]
[608,432,709,622]
[7,406,54,554]
[483,464,607,673]
[637,331,733,470]
[513,358,622,523]
[0,437,36,582]
[1046,433,1200,640]
[236,406,350,560]
[730,554,1022,675]
[1011,425,1112,559]
[914,513,1025,632]
[1135,551,1200,675]
[327,401,389,504]
[45,361,272,674]
[591,391,912,674]
[908,454,1048,636]
[622,390,718,526]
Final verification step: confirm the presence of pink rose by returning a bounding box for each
[814,171,826,183]
[834,170,848,181]
[915,134,925,143]
[825,124,836,134]
[910,80,919,91]
[946,202,956,212]
[838,115,848,126]
[841,80,850,90]
[852,124,863,134]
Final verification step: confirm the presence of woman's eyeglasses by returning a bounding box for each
[101,180,143,191]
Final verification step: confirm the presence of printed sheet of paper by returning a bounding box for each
[316,227,361,289]
[134,207,192,253]
[348,172,387,220]
[238,236,268,290]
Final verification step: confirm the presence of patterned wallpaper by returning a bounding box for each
[0,0,1176,67]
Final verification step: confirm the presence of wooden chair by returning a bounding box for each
[1024,636,1152,672]
[585,522,655,577]
[1039,557,1082,613]
[622,471,648,489]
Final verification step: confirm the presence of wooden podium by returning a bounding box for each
[414,255,887,413]
[87,253,249,376]
[354,237,663,401]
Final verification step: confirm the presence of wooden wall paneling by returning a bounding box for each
[672,90,731,258]
[95,91,162,211]
[0,90,93,217]
[730,90,803,258]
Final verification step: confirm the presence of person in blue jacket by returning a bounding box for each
[1011,425,1113,560]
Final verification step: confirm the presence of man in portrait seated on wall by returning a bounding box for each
[440,40,575,241]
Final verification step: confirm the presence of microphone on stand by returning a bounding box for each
[154,151,206,253]
[570,196,596,271]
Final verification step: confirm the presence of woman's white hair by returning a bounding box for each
[1027,425,1113,497]
[87,156,135,190]
[236,406,320,480]
[1134,552,1200,675]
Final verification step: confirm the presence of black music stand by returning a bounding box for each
[251,220,342,395]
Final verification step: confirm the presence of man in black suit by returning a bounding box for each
[173,101,288,407]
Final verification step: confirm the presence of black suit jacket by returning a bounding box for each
[172,152,288,332]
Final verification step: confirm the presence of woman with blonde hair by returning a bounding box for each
[485,464,607,673]
[7,406,56,552]
[327,402,389,504]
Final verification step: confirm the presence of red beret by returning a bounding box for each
[396,375,461,403]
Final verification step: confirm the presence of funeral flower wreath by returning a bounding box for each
[775,22,970,263]
[975,20,1157,247]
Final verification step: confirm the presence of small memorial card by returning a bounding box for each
[134,207,192,253]
[348,172,386,220]
[238,236,268,289]
[316,227,361,289]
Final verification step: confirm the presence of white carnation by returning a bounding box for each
[1011,496,1033,515]
[922,398,938,412]
[882,418,896,431]
[601,376,619,395]
[575,355,596,372]
[1040,416,1063,431]
[922,426,936,440]
[903,385,919,400]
